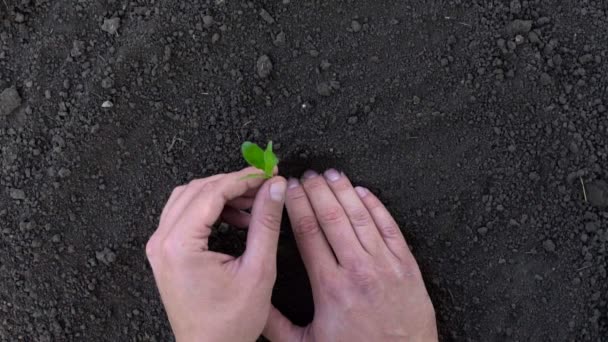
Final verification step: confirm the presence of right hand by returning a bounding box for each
[264,169,438,341]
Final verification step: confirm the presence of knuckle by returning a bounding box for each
[318,270,342,295]
[159,235,183,260]
[318,206,344,224]
[257,211,282,232]
[170,185,185,197]
[347,263,378,290]
[287,187,309,201]
[293,215,320,237]
[331,178,351,192]
[145,235,160,259]
[349,208,371,226]
[379,224,402,239]
[303,177,326,190]
[365,196,383,210]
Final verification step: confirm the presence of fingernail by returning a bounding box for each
[324,169,341,182]
[355,186,369,198]
[302,170,318,180]
[287,178,300,189]
[270,181,286,202]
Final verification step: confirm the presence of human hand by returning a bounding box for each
[264,169,438,342]
[146,167,287,342]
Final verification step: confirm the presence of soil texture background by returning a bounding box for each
[1,0,608,341]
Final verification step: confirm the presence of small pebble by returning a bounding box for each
[256,55,273,78]
[543,239,556,252]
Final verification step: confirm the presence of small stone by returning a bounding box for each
[0,86,22,117]
[259,9,275,24]
[347,116,358,125]
[510,0,522,14]
[585,222,598,233]
[202,15,214,27]
[579,54,594,65]
[506,20,533,35]
[9,188,26,200]
[528,31,540,44]
[477,227,488,235]
[273,31,286,46]
[351,20,362,33]
[413,96,421,105]
[540,73,552,86]
[320,60,331,70]
[101,17,121,35]
[58,168,71,178]
[212,33,220,43]
[256,55,273,78]
[587,180,608,208]
[101,100,113,108]
[316,82,332,97]
[51,235,61,243]
[14,12,25,23]
[71,40,85,57]
[101,77,114,89]
[95,247,117,265]
[543,239,556,252]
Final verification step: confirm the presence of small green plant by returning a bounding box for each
[241,141,279,179]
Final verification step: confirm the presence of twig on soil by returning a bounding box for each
[167,136,185,151]
[576,264,592,272]
[447,289,455,303]
[580,177,588,203]
[443,16,472,27]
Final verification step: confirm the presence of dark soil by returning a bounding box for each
[1,0,607,341]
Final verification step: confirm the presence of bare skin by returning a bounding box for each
[146,167,438,342]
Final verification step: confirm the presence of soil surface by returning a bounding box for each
[1,0,608,341]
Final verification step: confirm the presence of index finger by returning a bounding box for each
[170,167,268,247]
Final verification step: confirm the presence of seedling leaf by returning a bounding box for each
[241,141,265,170]
[240,141,279,179]
[263,141,279,177]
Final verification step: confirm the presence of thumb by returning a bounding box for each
[242,177,286,266]
[263,305,304,342]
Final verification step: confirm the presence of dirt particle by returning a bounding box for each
[9,188,26,200]
[510,0,522,14]
[316,82,332,97]
[256,55,273,78]
[351,20,362,33]
[202,15,214,28]
[506,20,533,35]
[543,239,556,252]
[96,247,117,265]
[0,86,22,117]
[71,40,85,57]
[259,9,275,24]
[101,77,114,89]
[101,18,121,35]
[274,31,286,46]
[540,73,552,86]
[15,12,25,23]
[347,116,358,125]
[528,31,540,44]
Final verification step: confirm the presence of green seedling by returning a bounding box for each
[241,141,279,179]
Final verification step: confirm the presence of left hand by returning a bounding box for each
[146,167,287,342]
